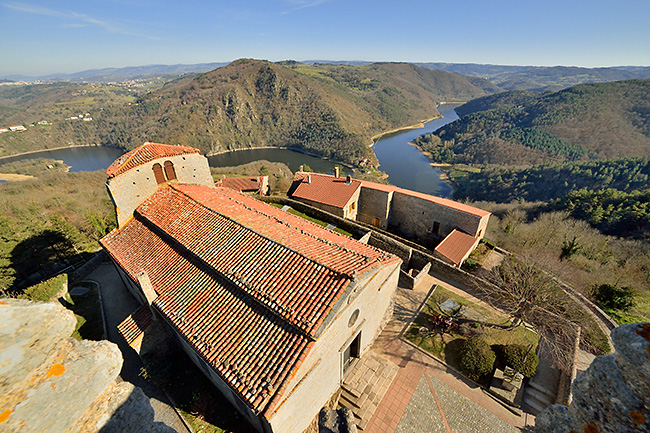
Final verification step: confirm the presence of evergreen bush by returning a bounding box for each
[502,344,539,378]
[459,337,496,382]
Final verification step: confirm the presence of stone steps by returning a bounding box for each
[523,386,554,416]
[338,351,399,431]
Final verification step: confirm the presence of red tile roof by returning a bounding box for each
[106,142,200,178]
[216,176,265,192]
[290,172,361,208]
[117,304,152,348]
[360,179,491,218]
[434,229,480,265]
[101,184,398,412]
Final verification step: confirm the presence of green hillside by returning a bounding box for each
[417,79,650,165]
[0,60,499,165]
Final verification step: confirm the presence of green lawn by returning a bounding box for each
[405,286,539,384]
[65,280,104,341]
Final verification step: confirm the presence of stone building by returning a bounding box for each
[100,143,401,433]
[215,175,269,195]
[105,142,214,227]
[289,172,490,267]
[288,171,361,220]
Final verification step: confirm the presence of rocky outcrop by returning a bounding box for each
[0,298,164,432]
[536,322,650,433]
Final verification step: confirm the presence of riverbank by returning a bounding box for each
[370,115,443,147]
[0,173,35,182]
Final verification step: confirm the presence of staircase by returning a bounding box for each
[338,351,398,430]
[523,380,556,415]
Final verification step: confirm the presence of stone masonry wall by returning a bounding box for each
[107,152,213,226]
[388,192,486,242]
[357,188,392,228]
[268,263,401,433]
[536,322,650,433]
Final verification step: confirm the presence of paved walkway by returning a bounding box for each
[365,275,536,432]
[85,262,190,433]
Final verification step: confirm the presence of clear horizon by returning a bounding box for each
[2,0,649,77]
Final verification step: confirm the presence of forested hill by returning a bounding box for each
[0,60,500,164]
[416,78,650,165]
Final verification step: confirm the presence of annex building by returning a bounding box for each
[100,143,401,433]
[289,171,491,267]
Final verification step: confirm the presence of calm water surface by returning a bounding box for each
[372,105,459,197]
[1,106,459,195]
[0,146,125,172]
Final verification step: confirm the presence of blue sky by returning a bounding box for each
[2,0,649,76]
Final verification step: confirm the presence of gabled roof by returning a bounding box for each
[101,184,398,413]
[360,179,491,218]
[216,176,266,192]
[106,142,200,178]
[434,229,480,265]
[290,172,361,208]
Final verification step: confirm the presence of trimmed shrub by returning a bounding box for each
[502,344,539,378]
[459,337,496,382]
[592,284,636,312]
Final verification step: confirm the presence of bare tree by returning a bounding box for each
[475,255,580,372]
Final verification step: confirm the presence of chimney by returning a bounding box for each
[299,164,304,172]
[334,166,340,178]
[306,174,311,184]
[346,175,352,185]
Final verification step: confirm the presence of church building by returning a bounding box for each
[100,142,401,433]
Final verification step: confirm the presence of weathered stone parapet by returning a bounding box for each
[536,322,650,433]
[0,298,166,433]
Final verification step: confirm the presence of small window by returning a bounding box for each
[164,161,177,181]
[373,217,380,227]
[432,221,440,236]
[152,163,165,184]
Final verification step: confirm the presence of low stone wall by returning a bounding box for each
[69,250,107,283]
[536,323,650,433]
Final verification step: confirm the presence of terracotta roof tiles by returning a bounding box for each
[290,172,361,208]
[434,229,480,265]
[100,183,399,413]
[216,176,266,192]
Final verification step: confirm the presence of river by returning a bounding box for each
[0,106,459,195]
[372,104,459,197]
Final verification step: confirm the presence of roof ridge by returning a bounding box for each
[177,185,383,276]
[133,205,320,340]
[148,185,356,335]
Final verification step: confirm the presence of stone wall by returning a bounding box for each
[536,323,650,433]
[107,152,213,226]
[268,263,400,433]
[387,191,488,243]
[357,188,392,228]
[0,299,166,433]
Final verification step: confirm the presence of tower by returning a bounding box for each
[105,142,214,227]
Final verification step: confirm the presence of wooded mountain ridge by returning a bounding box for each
[5,60,650,92]
[416,78,650,166]
[0,60,499,164]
